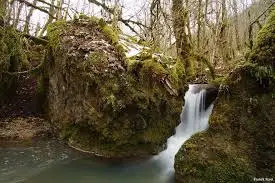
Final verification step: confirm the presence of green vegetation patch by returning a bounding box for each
[250,10,275,68]
[47,20,67,51]
[0,26,28,99]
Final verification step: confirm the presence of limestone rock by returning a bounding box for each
[46,17,185,158]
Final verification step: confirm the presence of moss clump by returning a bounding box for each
[101,25,119,44]
[0,27,26,71]
[114,44,126,59]
[139,59,168,83]
[169,59,186,89]
[47,20,67,51]
[250,10,275,68]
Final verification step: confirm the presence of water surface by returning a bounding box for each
[0,140,174,183]
[0,84,214,183]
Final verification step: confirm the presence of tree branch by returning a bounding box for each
[23,33,48,45]
[121,19,148,28]
[88,0,114,14]
[250,2,275,26]
[88,0,147,36]
[15,0,57,19]
[2,61,43,76]
[36,0,60,9]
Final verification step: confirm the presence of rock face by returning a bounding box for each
[191,84,218,109]
[174,10,275,183]
[46,17,185,157]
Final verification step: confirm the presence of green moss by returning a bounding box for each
[89,51,108,66]
[47,18,186,157]
[98,18,107,27]
[250,10,275,67]
[101,24,119,44]
[78,13,93,20]
[175,132,254,183]
[0,26,28,99]
[0,27,25,71]
[114,44,126,59]
[60,55,184,156]
[128,36,138,43]
[141,59,168,79]
[47,20,67,50]
[169,59,186,88]
[210,76,226,85]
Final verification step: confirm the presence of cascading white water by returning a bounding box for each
[153,84,214,176]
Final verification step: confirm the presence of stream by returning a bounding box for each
[0,84,214,183]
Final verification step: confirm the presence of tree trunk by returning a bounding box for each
[0,0,7,26]
[232,0,241,50]
[218,0,230,64]
[197,0,202,50]
[56,0,63,20]
[150,0,161,47]
[13,2,24,28]
[64,0,70,20]
[172,0,192,76]
[24,0,38,34]
[39,0,55,37]
[7,0,16,23]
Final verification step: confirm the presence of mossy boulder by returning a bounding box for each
[174,11,275,182]
[46,17,185,158]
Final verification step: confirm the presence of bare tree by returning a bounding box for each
[232,0,241,50]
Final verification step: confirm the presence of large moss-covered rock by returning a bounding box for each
[46,17,185,157]
[174,11,275,183]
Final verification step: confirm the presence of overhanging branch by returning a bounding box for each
[88,0,147,36]
[36,0,60,9]
[16,0,57,19]
[250,1,275,26]
[2,61,43,76]
[23,33,48,45]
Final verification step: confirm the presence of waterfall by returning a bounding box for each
[153,84,214,176]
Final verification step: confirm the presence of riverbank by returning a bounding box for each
[0,117,52,141]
